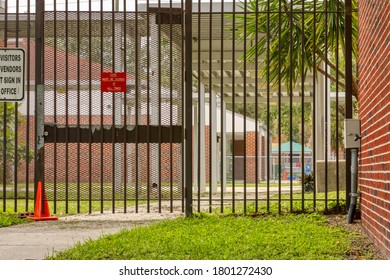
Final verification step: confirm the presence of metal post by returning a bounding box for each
[35,0,45,190]
[347,148,358,223]
[114,0,123,192]
[345,0,353,208]
[185,0,193,216]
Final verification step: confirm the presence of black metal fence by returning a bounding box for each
[0,0,356,215]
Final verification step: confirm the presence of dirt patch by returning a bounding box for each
[325,214,386,260]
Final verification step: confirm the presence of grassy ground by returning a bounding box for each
[48,212,378,260]
[0,212,30,228]
[1,186,346,216]
[197,190,348,215]
[0,199,144,216]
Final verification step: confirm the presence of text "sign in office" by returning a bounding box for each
[0,48,25,101]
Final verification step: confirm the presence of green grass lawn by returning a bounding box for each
[197,190,347,215]
[1,184,346,216]
[47,213,373,260]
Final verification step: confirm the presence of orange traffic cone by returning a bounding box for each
[27,182,58,221]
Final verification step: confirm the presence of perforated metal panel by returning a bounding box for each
[41,8,184,214]
[0,1,355,216]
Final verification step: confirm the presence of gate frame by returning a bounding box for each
[184,0,193,216]
[27,0,354,215]
[34,0,45,194]
[345,0,354,208]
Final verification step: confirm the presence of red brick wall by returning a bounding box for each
[203,127,266,183]
[17,116,182,185]
[16,115,265,186]
[358,0,390,258]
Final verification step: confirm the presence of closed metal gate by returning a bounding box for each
[0,0,356,215]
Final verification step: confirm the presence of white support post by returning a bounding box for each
[315,66,331,161]
[198,83,206,193]
[210,91,217,193]
[193,104,198,190]
[315,70,326,161]
[221,99,227,192]
[326,74,331,159]
[259,127,263,181]
[314,65,332,192]
[268,132,272,181]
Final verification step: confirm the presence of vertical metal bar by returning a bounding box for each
[169,0,173,213]
[110,0,117,213]
[2,0,6,210]
[158,0,162,213]
[135,0,139,214]
[53,0,57,214]
[243,0,247,214]
[255,0,259,212]
[266,0,270,212]
[289,0,293,212]
[36,84,45,214]
[209,0,213,213]
[26,0,32,212]
[2,98,6,212]
[76,0,81,214]
[123,0,128,214]
[1,112,4,209]
[312,0,317,210]
[336,0,340,210]
[181,0,185,213]
[111,0,116,214]
[13,0,20,212]
[100,0,104,214]
[325,0,329,211]
[197,0,201,213]
[88,0,93,214]
[277,0,282,214]
[345,0,353,208]
[185,0,193,216]
[146,0,151,213]
[220,0,225,213]
[232,0,236,214]
[65,0,69,214]
[301,0,305,211]
[1,0,6,211]
[35,0,45,211]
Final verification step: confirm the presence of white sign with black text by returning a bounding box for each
[0,48,25,101]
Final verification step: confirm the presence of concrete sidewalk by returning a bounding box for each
[0,211,181,260]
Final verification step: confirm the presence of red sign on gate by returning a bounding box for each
[101,72,126,92]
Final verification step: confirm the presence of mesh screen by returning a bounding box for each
[41,11,183,213]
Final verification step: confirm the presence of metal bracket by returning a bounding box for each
[36,84,45,150]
